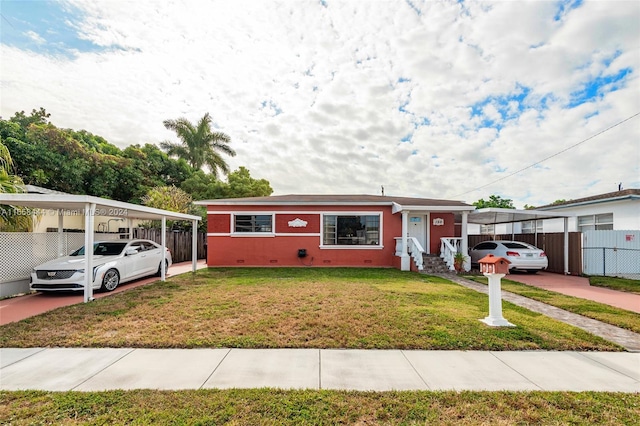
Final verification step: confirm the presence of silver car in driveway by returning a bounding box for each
[469,240,548,273]
[30,239,172,292]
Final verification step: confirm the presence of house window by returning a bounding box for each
[234,215,273,233]
[522,220,543,233]
[480,224,495,235]
[578,213,613,231]
[323,215,380,245]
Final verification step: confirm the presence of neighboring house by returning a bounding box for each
[23,185,145,233]
[468,189,640,235]
[195,195,475,270]
[535,189,640,232]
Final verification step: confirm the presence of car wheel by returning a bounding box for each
[101,269,120,291]
[156,260,169,277]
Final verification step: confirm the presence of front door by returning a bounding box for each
[408,214,428,253]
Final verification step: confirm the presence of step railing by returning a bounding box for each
[408,237,425,271]
[394,237,425,271]
[440,237,462,271]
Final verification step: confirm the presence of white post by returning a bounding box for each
[57,211,64,257]
[161,216,167,281]
[192,219,198,272]
[401,211,410,271]
[83,203,96,303]
[461,211,469,271]
[564,217,569,275]
[480,272,515,327]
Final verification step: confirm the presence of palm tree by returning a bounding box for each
[0,139,33,231]
[160,113,236,177]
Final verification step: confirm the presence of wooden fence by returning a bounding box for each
[132,228,207,263]
[468,232,582,275]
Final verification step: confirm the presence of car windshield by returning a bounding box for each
[70,242,128,256]
[503,242,532,249]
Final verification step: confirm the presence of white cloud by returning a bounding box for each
[1,0,639,207]
[24,30,46,44]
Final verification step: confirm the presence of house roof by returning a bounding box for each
[194,194,475,212]
[536,189,640,210]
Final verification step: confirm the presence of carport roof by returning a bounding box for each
[0,193,201,221]
[467,208,574,225]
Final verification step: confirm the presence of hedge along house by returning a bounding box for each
[195,195,476,271]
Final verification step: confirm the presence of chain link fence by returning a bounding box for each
[582,247,640,280]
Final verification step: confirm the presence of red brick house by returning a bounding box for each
[195,195,475,271]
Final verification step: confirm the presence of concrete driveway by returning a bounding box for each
[507,271,640,313]
[0,260,207,325]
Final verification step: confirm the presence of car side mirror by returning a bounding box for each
[125,248,138,256]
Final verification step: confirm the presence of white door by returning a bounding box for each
[408,215,427,252]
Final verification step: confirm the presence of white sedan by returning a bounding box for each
[30,239,172,292]
[469,240,548,273]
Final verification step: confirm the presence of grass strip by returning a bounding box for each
[589,276,640,295]
[1,389,638,425]
[463,275,640,333]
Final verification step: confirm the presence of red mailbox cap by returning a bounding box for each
[478,254,511,265]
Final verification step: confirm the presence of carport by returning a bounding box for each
[0,193,201,302]
[467,208,574,274]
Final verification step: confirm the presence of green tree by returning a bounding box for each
[226,166,273,198]
[141,185,205,231]
[473,195,515,209]
[0,138,33,231]
[8,107,50,131]
[160,113,236,177]
[142,185,193,213]
[181,167,273,200]
[1,110,196,202]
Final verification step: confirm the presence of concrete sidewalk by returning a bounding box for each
[1,348,638,392]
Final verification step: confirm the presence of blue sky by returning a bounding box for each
[1,0,638,206]
[1,1,98,55]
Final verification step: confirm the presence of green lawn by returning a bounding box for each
[463,274,640,334]
[589,275,640,294]
[1,390,638,425]
[0,268,621,351]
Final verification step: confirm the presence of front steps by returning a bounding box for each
[420,254,454,274]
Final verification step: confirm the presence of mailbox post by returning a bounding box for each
[479,254,515,327]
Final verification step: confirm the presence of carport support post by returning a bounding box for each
[57,211,64,257]
[83,203,96,303]
[461,211,470,271]
[564,217,569,275]
[192,219,198,272]
[161,217,167,281]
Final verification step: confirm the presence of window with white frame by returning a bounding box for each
[521,220,543,233]
[323,214,380,246]
[577,213,613,231]
[480,224,495,235]
[234,214,273,233]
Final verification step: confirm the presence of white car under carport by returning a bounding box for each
[30,239,172,292]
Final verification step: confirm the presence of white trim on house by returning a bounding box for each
[230,212,275,235]
[319,211,384,249]
[208,232,321,237]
